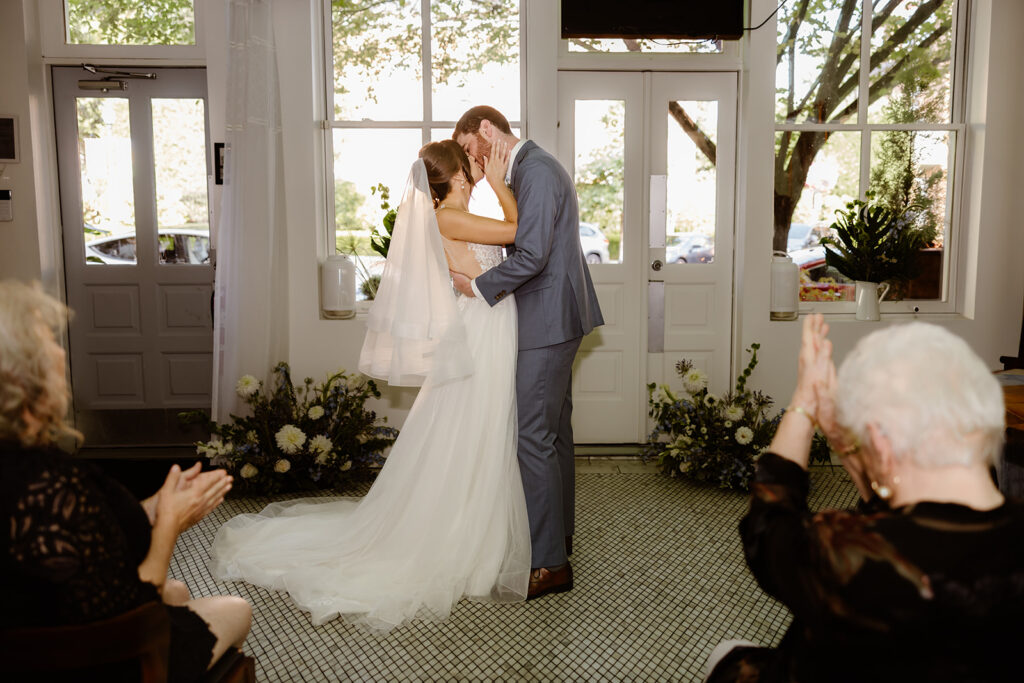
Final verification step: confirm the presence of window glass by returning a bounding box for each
[78,97,136,264]
[574,100,623,264]
[775,2,861,124]
[331,0,422,120]
[65,0,196,45]
[667,100,718,265]
[431,0,520,121]
[152,98,209,264]
[868,1,955,124]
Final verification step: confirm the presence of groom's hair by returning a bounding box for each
[453,106,512,138]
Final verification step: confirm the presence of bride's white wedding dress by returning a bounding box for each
[209,163,530,632]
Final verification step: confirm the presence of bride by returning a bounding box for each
[209,140,531,632]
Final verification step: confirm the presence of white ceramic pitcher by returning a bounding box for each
[854,281,890,321]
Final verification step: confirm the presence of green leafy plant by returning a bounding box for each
[644,344,830,492]
[369,183,396,259]
[820,192,935,287]
[180,363,397,495]
[360,275,381,300]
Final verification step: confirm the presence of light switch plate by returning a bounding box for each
[0,189,12,221]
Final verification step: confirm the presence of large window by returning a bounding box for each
[325,0,522,297]
[773,0,965,307]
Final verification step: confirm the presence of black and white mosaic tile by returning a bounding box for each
[170,461,857,681]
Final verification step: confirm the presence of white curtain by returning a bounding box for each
[211,0,289,422]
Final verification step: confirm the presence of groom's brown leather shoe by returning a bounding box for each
[527,562,573,600]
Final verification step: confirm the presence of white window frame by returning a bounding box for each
[38,0,207,62]
[320,0,526,246]
[777,0,971,315]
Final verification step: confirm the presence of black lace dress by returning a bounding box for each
[0,442,216,682]
[708,453,1024,682]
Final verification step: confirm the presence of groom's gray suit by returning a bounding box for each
[474,140,604,569]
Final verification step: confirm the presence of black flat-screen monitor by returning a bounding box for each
[561,0,745,41]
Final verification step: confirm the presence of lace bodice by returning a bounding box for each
[1,444,157,627]
[467,242,504,273]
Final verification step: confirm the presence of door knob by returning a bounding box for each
[651,259,664,271]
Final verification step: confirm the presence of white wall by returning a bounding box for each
[3,0,1022,435]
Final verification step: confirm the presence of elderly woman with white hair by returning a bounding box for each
[706,314,1023,683]
[0,280,252,681]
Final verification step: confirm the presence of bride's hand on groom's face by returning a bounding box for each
[483,139,510,188]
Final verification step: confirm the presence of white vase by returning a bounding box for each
[854,281,890,321]
[321,254,356,319]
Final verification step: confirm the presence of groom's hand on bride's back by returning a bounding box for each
[450,270,475,297]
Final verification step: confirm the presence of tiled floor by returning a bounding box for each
[171,459,857,681]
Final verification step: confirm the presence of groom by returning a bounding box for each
[451,106,604,600]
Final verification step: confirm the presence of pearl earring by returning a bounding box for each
[870,480,892,500]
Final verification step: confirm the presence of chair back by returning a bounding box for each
[0,600,170,682]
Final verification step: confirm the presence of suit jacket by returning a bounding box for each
[474,140,604,350]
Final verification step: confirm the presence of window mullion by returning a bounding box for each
[421,0,432,145]
[857,0,871,198]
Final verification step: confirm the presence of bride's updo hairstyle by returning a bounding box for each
[419,140,475,206]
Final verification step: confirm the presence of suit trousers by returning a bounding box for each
[516,336,581,569]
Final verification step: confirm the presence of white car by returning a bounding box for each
[666,233,713,263]
[579,222,610,264]
[86,229,211,265]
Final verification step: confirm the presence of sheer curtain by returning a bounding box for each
[211,0,289,421]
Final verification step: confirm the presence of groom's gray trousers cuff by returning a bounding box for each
[516,336,581,569]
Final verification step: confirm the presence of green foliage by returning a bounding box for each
[820,192,934,285]
[335,179,368,231]
[179,363,397,495]
[66,0,195,45]
[360,275,382,300]
[369,183,397,258]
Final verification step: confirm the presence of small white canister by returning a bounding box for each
[770,251,799,321]
[321,254,356,319]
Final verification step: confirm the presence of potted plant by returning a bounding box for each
[820,192,935,320]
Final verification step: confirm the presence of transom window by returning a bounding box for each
[773,0,965,308]
[324,0,523,296]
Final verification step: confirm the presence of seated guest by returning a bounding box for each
[0,280,252,681]
[707,315,1024,682]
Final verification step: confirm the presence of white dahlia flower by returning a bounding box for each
[275,425,306,454]
[735,426,754,445]
[235,375,260,399]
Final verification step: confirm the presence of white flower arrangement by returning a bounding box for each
[180,362,398,495]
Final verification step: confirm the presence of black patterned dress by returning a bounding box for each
[0,443,216,682]
[708,453,1024,682]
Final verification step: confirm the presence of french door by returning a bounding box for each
[560,72,738,443]
[53,67,214,447]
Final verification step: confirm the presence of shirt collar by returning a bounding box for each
[505,139,527,186]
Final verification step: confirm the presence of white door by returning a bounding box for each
[53,67,214,447]
[560,72,737,443]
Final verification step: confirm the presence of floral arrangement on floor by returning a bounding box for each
[644,344,830,492]
[180,363,398,495]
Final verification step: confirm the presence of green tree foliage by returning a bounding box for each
[869,85,944,240]
[335,179,367,231]
[66,0,195,45]
[574,104,625,258]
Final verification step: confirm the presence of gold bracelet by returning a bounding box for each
[787,404,818,430]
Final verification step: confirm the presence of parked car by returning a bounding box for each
[786,223,821,253]
[579,222,610,264]
[685,244,715,264]
[86,229,211,265]
[666,233,713,263]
